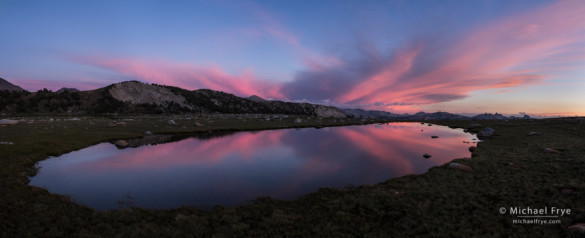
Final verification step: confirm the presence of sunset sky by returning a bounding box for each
[1,0,584,116]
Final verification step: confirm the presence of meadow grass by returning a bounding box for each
[1,115,584,237]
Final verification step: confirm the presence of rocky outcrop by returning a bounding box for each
[313,106,346,118]
[109,81,191,108]
[477,127,495,138]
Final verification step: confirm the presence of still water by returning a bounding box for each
[29,123,476,210]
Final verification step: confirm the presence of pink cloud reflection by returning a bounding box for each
[80,130,285,171]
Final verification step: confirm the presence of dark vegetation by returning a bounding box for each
[0,89,80,113]
[1,116,584,237]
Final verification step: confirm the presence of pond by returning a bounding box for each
[29,122,477,210]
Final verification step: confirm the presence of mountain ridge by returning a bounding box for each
[0,77,26,91]
[0,79,346,117]
[0,78,534,119]
[342,108,531,120]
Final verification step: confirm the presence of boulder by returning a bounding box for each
[144,131,153,136]
[422,154,432,159]
[294,118,303,123]
[449,163,472,172]
[544,148,561,154]
[477,127,495,138]
[193,122,204,127]
[527,132,541,136]
[568,223,585,235]
[0,119,18,126]
[168,120,177,125]
[114,140,128,148]
[431,136,439,139]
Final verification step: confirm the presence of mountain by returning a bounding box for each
[0,80,346,117]
[342,109,467,120]
[0,78,26,91]
[341,108,402,119]
[342,109,530,120]
[471,113,507,120]
[56,87,79,93]
[247,95,266,102]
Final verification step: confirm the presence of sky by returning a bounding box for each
[1,0,584,116]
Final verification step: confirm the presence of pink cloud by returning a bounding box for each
[285,0,585,113]
[75,56,283,98]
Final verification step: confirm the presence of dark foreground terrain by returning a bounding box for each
[1,115,584,237]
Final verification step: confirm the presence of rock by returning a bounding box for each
[469,146,476,152]
[193,122,204,127]
[109,81,191,108]
[427,123,432,126]
[0,141,14,145]
[313,106,346,118]
[144,131,153,136]
[0,119,19,125]
[422,154,432,159]
[108,122,127,127]
[544,148,561,154]
[168,120,177,125]
[449,162,472,172]
[568,223,585,235]
[478,127,495,138]
[294,118,303,123]
[114,140,128,148]
[431,136,439,139]
[527,132,541,136]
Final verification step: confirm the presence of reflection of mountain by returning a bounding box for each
[115,132,242,149]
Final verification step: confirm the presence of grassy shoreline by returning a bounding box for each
[1,115,584,237]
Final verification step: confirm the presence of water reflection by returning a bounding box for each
[29,123,476,210]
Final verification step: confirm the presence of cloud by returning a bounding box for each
[73,55,284,98]
[282,0,585,112]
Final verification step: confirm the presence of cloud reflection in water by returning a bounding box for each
[29,123,476,210]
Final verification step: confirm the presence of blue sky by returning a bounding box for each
[1,0,584,116]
